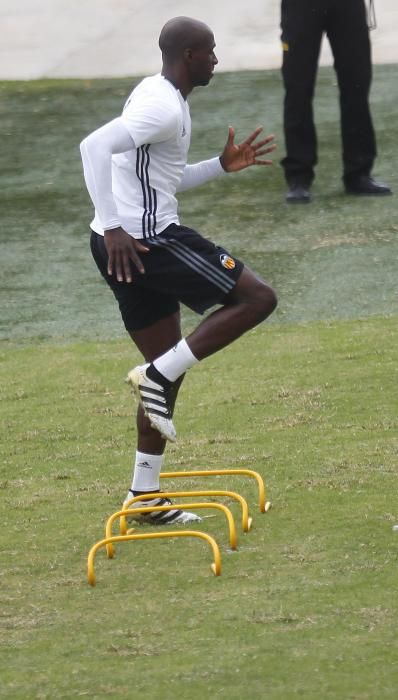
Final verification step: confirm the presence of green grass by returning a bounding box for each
[0,66,397,342]
[1,317,397,699]
[1,67,398,698]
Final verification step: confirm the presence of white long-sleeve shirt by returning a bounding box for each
[80,73,224,240]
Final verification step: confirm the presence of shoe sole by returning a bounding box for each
[125,368,176,442]
[125,511,202,525]
[345,190,392,196]
[286,198,311,204]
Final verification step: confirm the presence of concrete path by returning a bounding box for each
[0,0,397,79]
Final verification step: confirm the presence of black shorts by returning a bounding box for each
[90,224,244,331]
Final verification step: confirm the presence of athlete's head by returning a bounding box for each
[159,17,218,89]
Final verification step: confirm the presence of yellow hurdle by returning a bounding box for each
[105,501,237,558]
[161,469,271,513]
[87,530,221,586]
[121,490,252,535]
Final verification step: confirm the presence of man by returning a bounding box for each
[280,0,391,203]
[80,17,277,524]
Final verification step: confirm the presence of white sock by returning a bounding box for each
[131,451,164,493]
[153,338,198,382]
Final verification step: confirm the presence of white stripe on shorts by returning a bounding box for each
[150,236,235,294]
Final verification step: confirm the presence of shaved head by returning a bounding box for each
[159,16,214,59]
[159,16,218,95]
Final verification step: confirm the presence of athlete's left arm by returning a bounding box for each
[177,126,276,192]
[177,157,225,192]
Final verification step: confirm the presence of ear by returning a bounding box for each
[183,48,193,61]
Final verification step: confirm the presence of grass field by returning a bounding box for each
[0,68,397,699]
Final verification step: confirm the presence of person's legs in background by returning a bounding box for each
[328,0,391,195]
[281,0,325,202]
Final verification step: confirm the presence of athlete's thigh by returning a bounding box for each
[151,224,244,314]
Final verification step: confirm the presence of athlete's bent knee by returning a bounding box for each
[252,282,278,321]
[232,271,277,322]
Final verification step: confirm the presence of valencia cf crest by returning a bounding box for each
[220,254,236,270]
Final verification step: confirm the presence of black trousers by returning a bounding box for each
[281,0,377,186]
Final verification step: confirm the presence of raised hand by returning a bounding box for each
[219,126,276,173]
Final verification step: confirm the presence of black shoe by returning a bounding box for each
[286,184,312,203]
[345,176,392,196]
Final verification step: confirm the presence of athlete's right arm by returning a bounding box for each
[80,117,133,230]
[80,117,148,282]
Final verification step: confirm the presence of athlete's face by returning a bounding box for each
[188,32,218,87]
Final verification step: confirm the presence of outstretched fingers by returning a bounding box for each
[241,130,276,163]
[251,135,277,165]
[251,134,276,149]
[220,125,276,172]
[243,126,264,145]
[252,143,277,157]
[253,157,274,165]
[226,125,236,145]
